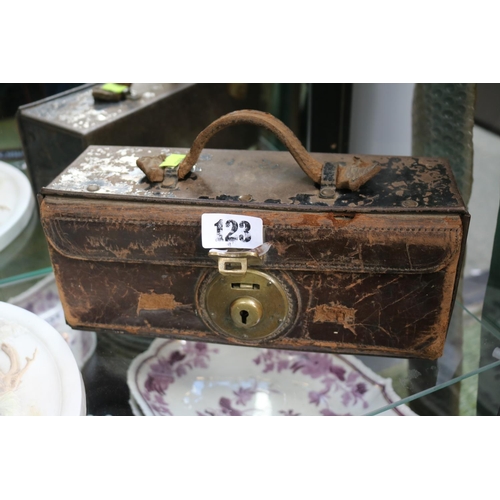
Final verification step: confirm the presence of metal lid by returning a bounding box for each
[42,145,466,213]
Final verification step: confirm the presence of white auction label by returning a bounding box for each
[201,213,264,249]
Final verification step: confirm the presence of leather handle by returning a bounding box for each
[177,110,323,183]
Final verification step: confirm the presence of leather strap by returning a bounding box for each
[177,109,323,183]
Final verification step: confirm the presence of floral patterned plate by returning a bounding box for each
[129,394,145,416]
[127,339,415,416]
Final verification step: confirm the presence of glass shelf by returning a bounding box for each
[366,301,500,415]
[359,297,500,415]
[0,160,52,285]
[1,240,499,416]
[1,161,498,416]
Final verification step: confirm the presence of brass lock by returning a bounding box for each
[196,250,297,343]
[230,296,263,329]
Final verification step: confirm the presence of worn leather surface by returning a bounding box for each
[42,200,461,274]
[40,144,468,359]
[45,250,458,359]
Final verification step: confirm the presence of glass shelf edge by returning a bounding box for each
[0,267,53,288]
[458,299,500,339]
[364,359,500,416]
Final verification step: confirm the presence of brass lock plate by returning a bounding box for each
[196,269,298,344]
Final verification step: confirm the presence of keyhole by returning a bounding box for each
[240,310,249,324]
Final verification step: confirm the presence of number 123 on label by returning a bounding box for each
[201,213,263,249]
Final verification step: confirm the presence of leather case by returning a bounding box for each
[39,110,469,359]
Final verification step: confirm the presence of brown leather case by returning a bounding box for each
[39,111,469,360]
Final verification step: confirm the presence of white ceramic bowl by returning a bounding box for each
[0,302,85,416]
[0,161,34,252]
[8,274,97,370]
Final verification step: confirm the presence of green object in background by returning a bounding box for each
[412,83,475,206]
[160,154,186,168]
[410,83,476,415]
[0,117,22,151]
[101,83,128,94]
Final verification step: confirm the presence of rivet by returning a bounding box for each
[402,200,419,208]
[267,281,272,286]
[238,194,253,202]
[87,184,100,192]
[320,187,336,198]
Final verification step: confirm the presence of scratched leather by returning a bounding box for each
[42,200,461,274]
[47,249,458,360]
[41,200,464,360]
[39,144,469,360]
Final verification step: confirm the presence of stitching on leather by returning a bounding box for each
[44,216,462,273]
[47,215,461,233]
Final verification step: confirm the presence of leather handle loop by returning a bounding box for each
[177,110,323,183]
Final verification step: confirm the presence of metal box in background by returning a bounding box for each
[17,83,262,195]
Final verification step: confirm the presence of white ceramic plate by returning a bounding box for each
[0,301,84,416]
[0,161,34,252]
[127,339,416,416]
[8,274,97,370]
